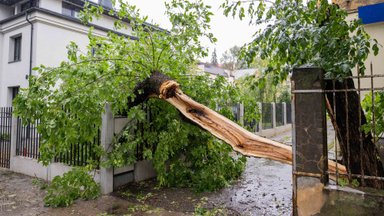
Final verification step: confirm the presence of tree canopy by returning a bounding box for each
[222,0,378,82]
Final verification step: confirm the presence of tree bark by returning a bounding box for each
[130,71,346,175]
[325,78,384,188]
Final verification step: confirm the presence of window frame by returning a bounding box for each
[9,34,22,63]
[62,1,81,18]
[8,86,20,107]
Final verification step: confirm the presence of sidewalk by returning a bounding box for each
[0,168,186,216]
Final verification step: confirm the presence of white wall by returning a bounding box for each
[10,156,102,186]
[361,21,384,88]
[33,11,132,67]
[91,14,133,36]
[34,20,90,67]
[347,13,384,90]
[0,15,31,106]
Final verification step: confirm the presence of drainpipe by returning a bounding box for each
[25,11,33,83]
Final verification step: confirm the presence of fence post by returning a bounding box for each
[283,102,287,125]
[9,116,18,171]
[292,67,328,215]
[100,103,114,194]
[258,102,262,132]
[239,103,244,126]
[271,102,276,129]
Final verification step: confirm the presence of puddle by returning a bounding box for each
[207,157,292,215]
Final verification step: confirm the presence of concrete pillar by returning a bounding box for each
[239,103,244,126]
[271,102,276,129]
[283,102,287,125]
[100,104,114,194]
[292,67,328,215]
[258,102,262,132]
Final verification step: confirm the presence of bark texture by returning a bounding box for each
[131,71,346,175]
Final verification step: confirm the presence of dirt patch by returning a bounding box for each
[0,168,45,216]
[114,180,201,213]
[0,168,184,216]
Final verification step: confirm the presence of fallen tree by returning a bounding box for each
[13,0,348,196]
[131,71,346,175]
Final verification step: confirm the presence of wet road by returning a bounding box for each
[208,157,292,215]
[208,131,293,215]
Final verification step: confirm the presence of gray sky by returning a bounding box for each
[127,0,256,63]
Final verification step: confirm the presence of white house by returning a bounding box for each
[197,62,234,82]
[0,0,135,107]
[0,0,159,194]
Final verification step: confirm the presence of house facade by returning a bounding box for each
[333,0,384,88]
[0,0,133,107]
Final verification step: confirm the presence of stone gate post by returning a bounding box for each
[292,67,328,215]
[100,103,114,194]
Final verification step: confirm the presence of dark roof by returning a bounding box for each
[0,0,23,6]
[0,7,138,40]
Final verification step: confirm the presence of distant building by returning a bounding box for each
[232,68,258,80]
[0,0,134,106]
[197,62,234,82]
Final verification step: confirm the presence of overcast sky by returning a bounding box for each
[126,0,256,63]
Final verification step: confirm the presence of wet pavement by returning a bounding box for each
[207,157,292,215]
[205,130,293,215]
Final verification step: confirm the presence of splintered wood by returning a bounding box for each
[158,78,346,175]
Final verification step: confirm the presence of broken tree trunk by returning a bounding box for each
[131,71,346,175]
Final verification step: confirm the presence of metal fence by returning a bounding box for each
[14,116,100,166]
[243,105,258,131]
[16,119,40,159]
[293,66,384,189]
[0,107,12,168]
[54,130,100,166]
[325,70,384,187]
[233,102,292,132]
[262,103,273,129]
[275,103,284,127]
[286,102,292,124]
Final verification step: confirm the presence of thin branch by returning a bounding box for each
[147,30,157,69]
[230,0,274,4]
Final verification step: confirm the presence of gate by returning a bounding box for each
[0,107,12,168]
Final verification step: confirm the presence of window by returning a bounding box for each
[20,1,32,12]
[11,87,19,100]
[62,2,80,18]
[9,35,22,62]
[8,87,20,106]
[18,0,38,13]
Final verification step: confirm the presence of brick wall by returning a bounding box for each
[332,0,384,12]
